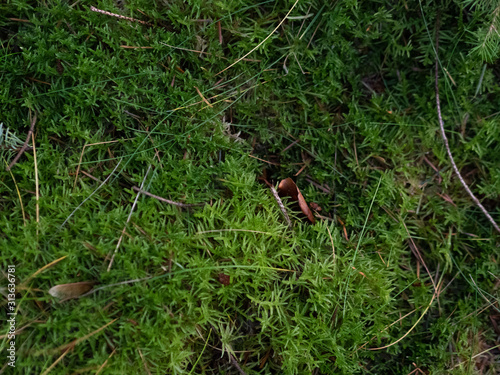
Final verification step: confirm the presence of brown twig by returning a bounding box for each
[435,28,500,233]
[281,138,300,153]
[217,20,223,45]
[7,114,36,171]
[230,354,247,375]
[76,170,203,208]
[402,221,437,292]
[305,177,331,194]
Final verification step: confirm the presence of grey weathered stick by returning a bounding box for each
[270,186,292,228]
[435,32,500,233]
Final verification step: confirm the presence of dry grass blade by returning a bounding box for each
[196,229,279,235]
[40,346,72,375]
[4,159,26,225]
[450,343,500,370]
[95,349,116,375]
[41,318,118,355]
[32,132,39,231]
[79,276,153,298]
[402,221,437,292]
[59,160,122,232]
[356,307,420,352]
[368,280,441,351]
[138,348,152,375]
[20,256,67,288]
[326,226,335,263]
[194,86,213,107]
[215,0,300,76]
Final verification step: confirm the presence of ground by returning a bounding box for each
[0,0,499,374]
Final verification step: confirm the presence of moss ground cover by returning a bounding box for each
[1,0,499,373]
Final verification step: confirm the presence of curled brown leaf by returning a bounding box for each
[278,178,315,223]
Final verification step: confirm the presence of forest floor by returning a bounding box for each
[1,1,499,374]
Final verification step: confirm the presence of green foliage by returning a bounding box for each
[1,0,499,374]
[0,123,23,163]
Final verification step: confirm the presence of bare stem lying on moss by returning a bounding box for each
[435,34,500,234]
[107,165,152,272]
[7,113,36,171]
[132,186,205,207]
[270,185,292,228]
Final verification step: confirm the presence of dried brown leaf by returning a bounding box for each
[278,178,315,223]
[48,282,95,301]
[278,178,299,200]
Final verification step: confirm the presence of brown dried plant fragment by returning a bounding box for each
[48,282,95,301]
[278,178,315,223]
[218,273,231,286]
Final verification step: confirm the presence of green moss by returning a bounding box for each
[1,0,499,373]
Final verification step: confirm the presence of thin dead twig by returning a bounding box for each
[90,6,153,26]
[73,139,125,189]
[32,132,39,231]
[7,113,36,171]
[95,349,116,375]
[401,220,437,293]
[76,170,202,208]
[270,186,292,228]
[58,161,122,234]
[230,354,247,375]
[80,276,153,298]
[138,348,152,375]
[108,166,151,271]
[435,30,500,233]
[34,319,118,356]
[131,186,204,207]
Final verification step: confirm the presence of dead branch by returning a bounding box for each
[7,113,37,171]
[435,30,500,233]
